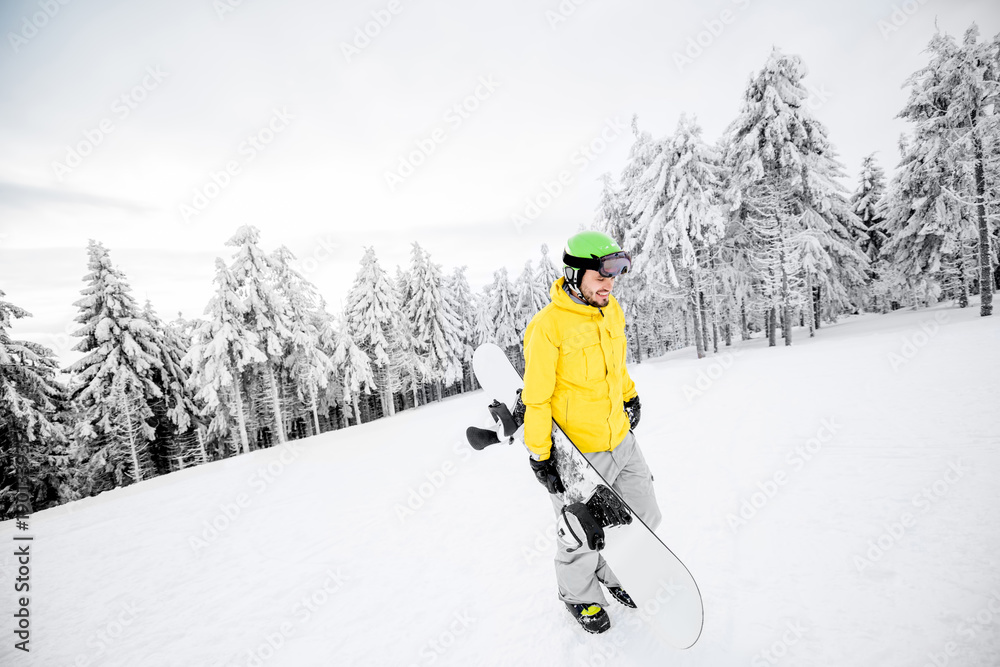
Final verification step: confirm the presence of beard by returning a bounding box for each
[580,282,611,308]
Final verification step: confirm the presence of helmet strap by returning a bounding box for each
[564,269,597,306]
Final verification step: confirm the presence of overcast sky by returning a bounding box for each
[1,0,998,364]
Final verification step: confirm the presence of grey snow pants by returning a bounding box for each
[549,431,662,606]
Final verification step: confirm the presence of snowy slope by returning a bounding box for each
[2,302,999,666]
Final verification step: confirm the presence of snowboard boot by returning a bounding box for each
[606,586,637,609]
[565,603,611,634]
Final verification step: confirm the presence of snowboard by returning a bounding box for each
[469,342,704,649]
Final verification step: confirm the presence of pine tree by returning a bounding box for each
[515,259,548,338]
[442,267,477,391]
[851,153,893,311]
[852,154,889,263]
[0,291,74,518]
[535,243,561,291]
[603,117,671,362]
[271,246,334,434]
[185,258,266,456]
[346,247,404,418]
[393,260,426,409]
[226,226,295,442]
[725,48,868,342]
[404,243,453,402]
[330,311,376,426]
[484,267,521,367]
[140,301,202,470]
[878,128,960,310]
[595,174,630,249]
[67,241,171,492]
[891,25,998,316]
[627,114,727,354]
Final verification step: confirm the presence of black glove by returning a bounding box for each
[586,485,632,528]
[624,395,641,430]
[529,454,565,495]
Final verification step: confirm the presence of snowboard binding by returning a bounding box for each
[557,485,633,552]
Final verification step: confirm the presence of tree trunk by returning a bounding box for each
[266,365,287,443]
[231,374,250,455]
[689,274,705,359]
[698,291,711,355]
[708,295,719,354]
[120,389,143,483]
[813,284,822,330]
[381,365,395,418]
[195,427,208,464]
[974,135,993,316]
[956,239,969,308]
[740,302,748,341]
[309,386,321,435]
[682,306,690,348]
[768,307,777,347]
[805,271,816,338]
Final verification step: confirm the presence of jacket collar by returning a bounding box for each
[550,277,603,317]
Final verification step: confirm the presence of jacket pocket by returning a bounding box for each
[583,345,606,381]
[561,329,604,382]
[608,329,626,372]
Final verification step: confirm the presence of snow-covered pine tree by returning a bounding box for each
[850,154,893,312]
[594,172,665,357]
[627,114,727,355]
[485,267,521,368]
[225,226,295,442]
[667,115,727,353]
[107,371,156,484]
[603,118,669,361]
[595,174,630,249]
[404,243,454,402]
[271,246,335,435]
[891,25,998,316]
[393,260,427,409]
[515,259,548,340]
[0,290,74,518]
[725,48,868,341]
[140,301,203,469]
[741,176,805,346]
[878,128,958,309]
[472,288,493,348]
[346,247,404,418]
[442,266,477,391]
[329,310,376,426]
[185,258,267,456]
[67,241,172,493]
[852,154,889,263]
[535,243,561,292]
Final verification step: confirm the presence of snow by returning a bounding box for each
[2,302,999,666]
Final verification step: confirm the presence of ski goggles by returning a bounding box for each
[563,250,632,278]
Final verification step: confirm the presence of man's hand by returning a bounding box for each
[529,454,566,494]
[624,395,641,430]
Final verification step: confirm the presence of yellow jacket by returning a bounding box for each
[521,277,637,459]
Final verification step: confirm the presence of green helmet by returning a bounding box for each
[563,231,632,289]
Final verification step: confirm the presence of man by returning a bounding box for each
[521,230,661,634]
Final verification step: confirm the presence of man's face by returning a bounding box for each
[579,270,614,308]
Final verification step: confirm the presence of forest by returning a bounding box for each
[1,26,997,519]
